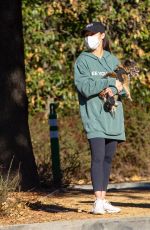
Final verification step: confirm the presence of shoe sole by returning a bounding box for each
[92,210,106,215]
[105,210,121,213]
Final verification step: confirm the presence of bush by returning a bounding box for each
[30,101,150,185]
[112,100,150,180]
[23,0,150,185]
[22,0,150,114]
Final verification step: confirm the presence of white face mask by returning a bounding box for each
[84,34,100,50]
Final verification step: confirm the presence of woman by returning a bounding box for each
[74,22,126,214]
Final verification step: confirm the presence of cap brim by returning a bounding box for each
[81,28,105,36]
[81,28,97,36]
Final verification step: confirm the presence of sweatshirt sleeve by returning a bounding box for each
[74,60,116,98]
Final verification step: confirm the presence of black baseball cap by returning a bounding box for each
[82,22,106,36]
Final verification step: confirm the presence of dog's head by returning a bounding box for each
[122,60,139,78]
[115,60,139,80]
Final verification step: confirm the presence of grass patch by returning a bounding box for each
[0,159,20,215]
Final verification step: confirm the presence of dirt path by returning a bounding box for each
[0,188,150,226]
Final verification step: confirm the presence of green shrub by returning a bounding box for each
[112,101,150,180]
[30,101,150,185]
[22,0,150,114]
[23,0,150,184]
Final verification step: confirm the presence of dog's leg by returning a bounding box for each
[123,74,132,101]
[123,84,132,101]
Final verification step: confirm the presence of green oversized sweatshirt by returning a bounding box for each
[74,50,126,141]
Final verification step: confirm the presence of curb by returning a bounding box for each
[0,216,150,230]
[69,181,150,191]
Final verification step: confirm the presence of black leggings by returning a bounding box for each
[88,138,117,192]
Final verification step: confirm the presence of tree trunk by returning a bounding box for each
[0,0,39,190]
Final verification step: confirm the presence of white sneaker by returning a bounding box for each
[92,199,106,214]
[103,199,121,213]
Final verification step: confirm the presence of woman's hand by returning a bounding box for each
[116,79,123,92]
[99,87,114,98]
[99,79,123,98]
[104,88,114,97]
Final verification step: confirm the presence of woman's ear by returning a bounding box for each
[101,33,105,40]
